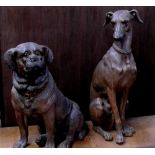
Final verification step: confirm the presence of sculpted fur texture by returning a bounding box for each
[89,9,143,144]
[4,42,88,148]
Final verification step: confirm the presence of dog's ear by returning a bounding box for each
[129,9,143,24]
[103,11,113,26]
[4,48,18,71]
[41,45,54,64]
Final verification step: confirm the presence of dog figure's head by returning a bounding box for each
[104,9,143,40]
[4,42,53,78]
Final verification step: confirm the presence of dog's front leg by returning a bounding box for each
[120,89,135,137]
[13,110,28,148]
[42,105,55,148]
[107,88,124,144]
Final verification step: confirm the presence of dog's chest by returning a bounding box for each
[12,87,48,116]
[112,54,137,87]
[103,51,137,89]
[18,96,38,115]
[24,97,34,108]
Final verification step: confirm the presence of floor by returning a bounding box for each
[0,115,155,148]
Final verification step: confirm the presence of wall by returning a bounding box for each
[0,6,154,127]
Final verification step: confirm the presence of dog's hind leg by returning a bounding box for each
[77,122,89,140]
[89,97,113,141]
[58,128,75,148]
[58,105,84,148]
[13,110,28,148]
[94,126,113,141]
[120,89,135,137]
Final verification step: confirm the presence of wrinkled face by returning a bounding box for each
[111,10,131,40]
[4,42,53,79]
[16,47,46,74]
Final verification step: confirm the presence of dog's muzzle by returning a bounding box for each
[30,57,38,62]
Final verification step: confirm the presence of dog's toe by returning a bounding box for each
[35,134,47,147]
[13,139,27,148]
[103,131,113,141]
[58,140,72,148]
[44,141,55,148]
[123,125,135,137]
[115,132,124,145]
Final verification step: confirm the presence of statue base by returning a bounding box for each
[0,115,155,147]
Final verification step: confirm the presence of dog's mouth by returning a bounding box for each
[23,63,46,78]
[114,38,122,41]
[24,61,44,72]
[22,65,46,82]
[113,36,124,41]
[25,65,41,72]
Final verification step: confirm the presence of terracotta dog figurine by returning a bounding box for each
[89,9,143,144]
[4,42,88,148]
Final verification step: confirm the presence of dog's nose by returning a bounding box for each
[113,31,123,40]
[30,58,38,62]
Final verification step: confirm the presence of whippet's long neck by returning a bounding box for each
[114,28,133,53]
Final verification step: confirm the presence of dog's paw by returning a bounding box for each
[123,125,135,137]
[58,140,72,148]
[93,126,113,141]
[35,134,47,147]
[44,140,55,148]
[115,132,124,145]
[103,131,113,141]
[78,125,89,140]
[13,139,27,148]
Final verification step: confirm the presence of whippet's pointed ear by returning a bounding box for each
[129,9,144,24]
[103,11,113,26]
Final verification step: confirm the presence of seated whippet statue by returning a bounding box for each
[89,9,143,144]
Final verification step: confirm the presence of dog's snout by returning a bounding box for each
[30,57,38,62]
[113,31,122,40]
[113,23,125,40]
